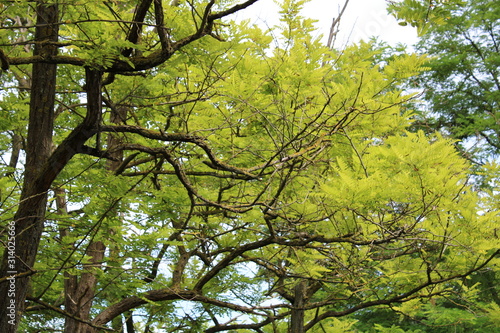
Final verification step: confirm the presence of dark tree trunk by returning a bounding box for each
[0,3,59,332]
[125,311,136,333]
[289,280,306,333]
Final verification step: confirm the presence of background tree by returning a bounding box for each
[390,0,500,160]
[384,0,500,331]
[0,0,498,332]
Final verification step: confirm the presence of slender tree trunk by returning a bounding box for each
[107,105,129,332]
[58,184,106,333]
[125,311,136,333]
[289,280,306,333]
[63,241,106,333]
[5,133,22,177]
[0,3,58,332]
[63,84,126,333]
[62,70,105,333]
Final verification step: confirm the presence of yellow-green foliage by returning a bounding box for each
[1,0,497,331]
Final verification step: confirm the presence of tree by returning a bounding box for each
[389,0,500,160]
[384,1,500,331]
[0,0,498,332]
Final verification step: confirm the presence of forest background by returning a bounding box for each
[0,0,498,332]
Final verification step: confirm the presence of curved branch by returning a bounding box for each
[26,297,113,332]
[92,288,273,327]
[123,0,154,57]
[208,0,260,20]
[6,0,262,72]
[101,124,204,142]
[101,125,258,179]
[153,0,171,51]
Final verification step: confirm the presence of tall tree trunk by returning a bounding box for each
[4,133,22,177]
[0,3,58,332]
[289,280,306,333]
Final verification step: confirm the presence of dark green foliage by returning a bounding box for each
[413,0,500,160]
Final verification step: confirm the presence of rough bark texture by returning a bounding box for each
[63,241,106,333]
[0,3,59,332]
[60,206,105,333]
[6,133,21,176]
[289,281,306,333]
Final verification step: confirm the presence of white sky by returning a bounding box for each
[232,0,419,47]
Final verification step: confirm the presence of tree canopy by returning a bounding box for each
[390,0,500,159]
[0,0,498,332]
[386,0,500,331]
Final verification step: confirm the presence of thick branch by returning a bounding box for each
[153,0,170,51]
[92,289,270,327]
[36,68,102,191]
[6,0,262,72]
[123,0,154,57]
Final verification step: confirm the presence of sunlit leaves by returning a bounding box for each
[388,0,465,35]
[1,0,497,331]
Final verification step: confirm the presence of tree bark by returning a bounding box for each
[289,280,306,333]
[63,241,105,333]
[4,133,22,177]
[0,3,59,332]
